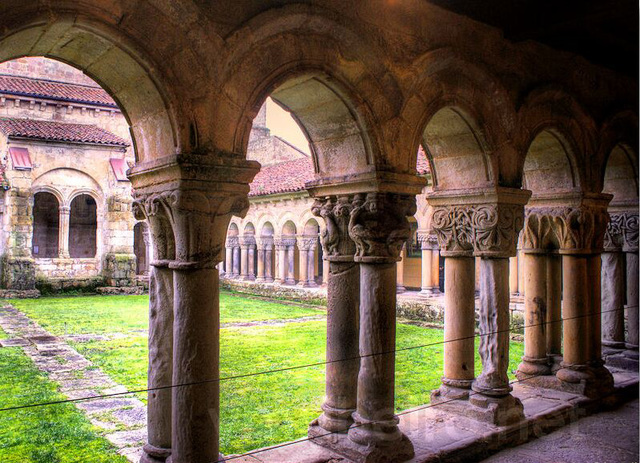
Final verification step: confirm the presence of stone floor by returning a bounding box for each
[480,398,639,463]
[0,304,146,462]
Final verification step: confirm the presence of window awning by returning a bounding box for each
[110,158,129,181]
[9,147,32,170]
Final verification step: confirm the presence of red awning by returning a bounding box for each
[9,146,32,170]
[110,158,129,181]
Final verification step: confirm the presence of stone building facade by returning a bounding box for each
[0,2,637,463]
[0,57,147,293]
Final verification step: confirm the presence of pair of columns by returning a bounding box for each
[275,237,296,285]
[308,192,418,461]
[255,238,274,283]
[601,212,639,360]
[131,152,261,463]
[428,191,530,425]
[224,237,240,278]
[516,202,615,396]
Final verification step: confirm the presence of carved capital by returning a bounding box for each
[297,236,318,251]
[431,206,474,257]
[273,238,286,251]
[523,205,609,254]
[239,235,256,248]
[470,203,524,257]
[226,236,239,248]
[604,213,625,252]
[132,192,175,265]
[311,195,356,262]
[417,231,431,251]
[622,212,639,253]
[348,192,416,264]
[256,236,273,250]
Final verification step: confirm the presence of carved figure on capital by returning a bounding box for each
[347,192,416,263]
[621,212,639,253]
[132,193,175,262]
[604,213,625,252]
[311,195,355,260]
[297,236,318,251]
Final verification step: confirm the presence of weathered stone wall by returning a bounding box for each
[102,253,137,287]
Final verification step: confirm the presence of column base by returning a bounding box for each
[284,278,296,285]
[429,382,472,415]
[310,404,354,434]
[517,355,552,377]
[467,393,525,426]
[140,444,171,463]
[606,352,640,370]
[624,344,639,360]
[602,340,626,355]
[310,412,414,463]
[549,354,563,374]
[418,288,437,297]
[555,362,614,399]
[396,285,406,293]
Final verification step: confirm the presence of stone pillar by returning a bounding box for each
[255,246,265,282]
[308,195,360,437]
[264,243,274,283]
[224,241,234,277]
[346,192,415,461]
[430,238,441,292]
[509,255,518,295]
[232,244,240,278]
[622,213,639,359]
[546,254,563,369]
[284,239,296,285]
[275,239,286,284]
[297,236,309,287]
[129,152,259,463]
[601,215,625,352]
[396,243,406,293]
[418,231,433,295]
[59,205,71,259]
[239,237,249,280]
[517,248,525,295]
[247,245,255,280]
[132,203,174,463]
[516,252,551,376]
[322,259,329,285]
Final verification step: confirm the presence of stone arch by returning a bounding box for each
[260,222,275,237]
[603,144,639,205]
[215,5,402,175]
[597,110,639,196]
[227,222,240,237]
[32,191,60,258]
[404,49,515,186]
[515,86,596,191]
[522,129,581,195]
[303,218,320,236]
[0,12,181,162]
[243,222,256,236]
[281,220,297,237]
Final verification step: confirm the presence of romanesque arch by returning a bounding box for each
[32,191,60,258]
[68,193,98,258]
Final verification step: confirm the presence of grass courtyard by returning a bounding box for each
[1,291,524,460]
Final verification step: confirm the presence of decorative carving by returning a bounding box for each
[431,204,524,258]
[523,206,609,254]
[239,235,256,248]
[417,232,431,251]
[348,192,416,263]
[604,214,625,252]
[226,236,239,248]
[297,236,318,251]
[312,195,356,261]
[622,212,639,253]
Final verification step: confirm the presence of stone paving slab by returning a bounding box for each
[0,337,30,347]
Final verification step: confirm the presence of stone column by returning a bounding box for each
[224,240,234,277]
[275,238,286,284]
[132,202,174,463]
[306,240,318,286]
[509,255,518,295]
[232,244,240,278]
[346,192,415,461]
[285,240,296,285]
[255,245,265,282]
[546,254,563,369]
[322,259,329,285]
[622,213,639,359]
[396,243,406,293]
[247,245,255,280]
[517,248,525,296]
[239,237,249,280]
[308,195,360,437]
[601,215,625,352]
[297,236,309,287]
[418,232,433,295]
[59,205,71,258]
[517,211,553,377]
[470,199,527,426]
[129,153,259,463]
[430,238,441,292]
[264,242,274,283]
[428,208,476,403]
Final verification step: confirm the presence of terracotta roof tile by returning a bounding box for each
[249,156,314,196]
[0,74,117,107]
[0,117,129,147]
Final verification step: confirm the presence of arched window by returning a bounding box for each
[32,192,59,258]
[69,194,97,258]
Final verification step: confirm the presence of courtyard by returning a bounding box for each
[0,292,526,461]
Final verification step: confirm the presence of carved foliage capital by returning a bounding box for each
[347,192,416,263]
[311,195,356,262]
[604,213,625,252]
[297,236,318,251]
[621,212,639,253]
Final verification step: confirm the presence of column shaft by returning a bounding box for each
[601,252,625,349]
[142,265,173,463]
[509,255,518,295]
[277,247,286,283]
[298,246,308,286]
[420,248,432,294]
[240,246,248,279]
[59,207,70,258]
[256,248,265,281]
[546,254,563,359]
[286,245,296,284]
[171,268,219,463]
[518,253,551,375]
[626,252,639,350]
[247,246,255,279]
[264,247,273,282]
[431,248,440,290]
[307,248,316,286]
[232,247,240,277]
[225,247,232,276]
[396,246,406,293]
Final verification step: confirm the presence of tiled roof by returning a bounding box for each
[0,74,117,108]
[0,118,129,147]
[249,148,430,198]
[249,156,314,196]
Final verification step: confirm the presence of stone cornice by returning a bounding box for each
[348,192,416,264]
[306,168,426,198]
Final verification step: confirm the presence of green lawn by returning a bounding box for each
[7,292,325,335]
[2,292,525,456]
[0,345,127,463]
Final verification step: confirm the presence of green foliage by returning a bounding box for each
[0,347,127,463]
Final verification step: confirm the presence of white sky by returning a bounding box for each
[265,98,311,155]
